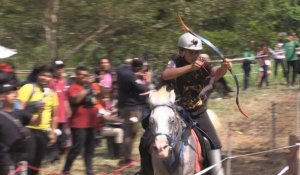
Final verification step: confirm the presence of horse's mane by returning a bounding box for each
[149,86,175,106]
[154,78,173,92]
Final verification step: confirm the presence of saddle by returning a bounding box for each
[177,107,214,170]
[192,125,213,170]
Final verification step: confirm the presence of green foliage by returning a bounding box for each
[0,0,299,70]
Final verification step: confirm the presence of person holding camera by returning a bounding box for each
[62,66,98,175]
[18,65,58,175]
[117,58,150,165]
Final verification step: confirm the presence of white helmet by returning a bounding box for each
[177,32,202,50]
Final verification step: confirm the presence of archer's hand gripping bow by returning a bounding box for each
[177,15,248,118]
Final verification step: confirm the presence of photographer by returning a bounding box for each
[62,66,98,175]
[117,58,150,165]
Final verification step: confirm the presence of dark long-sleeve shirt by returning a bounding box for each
[117,65,149,108]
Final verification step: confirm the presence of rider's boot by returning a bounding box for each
[208,149,224,175]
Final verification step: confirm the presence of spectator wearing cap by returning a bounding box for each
[116,57,150,165]
[17,65,58,175]
[47,60,72,162]
[0,83,32,175]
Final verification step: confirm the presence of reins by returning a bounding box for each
[149,104,185,145]
[149,104,189,171]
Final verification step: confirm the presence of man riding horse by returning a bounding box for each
[138,32,232,175]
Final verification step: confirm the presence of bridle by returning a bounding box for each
[149,104,187,150]
[149,104,189,170]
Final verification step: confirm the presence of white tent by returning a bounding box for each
[0,45,17,59]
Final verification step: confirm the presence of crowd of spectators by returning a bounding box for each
[240,31,300,90]
[0,57,152,175]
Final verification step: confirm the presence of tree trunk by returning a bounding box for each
[43,0,60,61]
[62,25,110,60]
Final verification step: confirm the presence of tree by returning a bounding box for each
[0,0,299,70]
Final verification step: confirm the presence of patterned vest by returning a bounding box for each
[172,56,213,114]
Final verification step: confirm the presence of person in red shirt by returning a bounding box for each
[257,42,271,87]
[48,60,71,162]
[62,66,98,175]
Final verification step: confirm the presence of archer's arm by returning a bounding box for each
[211,58,232,81]
[162,59,204,80]
[162,65,193,80]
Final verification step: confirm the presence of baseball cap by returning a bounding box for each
[0,63,13,73]
[0,83,17,94]
[54,60,65,69]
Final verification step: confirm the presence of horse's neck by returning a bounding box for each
[172,115,187,140]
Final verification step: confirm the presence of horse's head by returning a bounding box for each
[148,86,183,159]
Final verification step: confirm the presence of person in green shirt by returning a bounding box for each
[283,32,300,86]
[241,41,256,90]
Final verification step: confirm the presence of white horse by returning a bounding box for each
[148,86,203,175]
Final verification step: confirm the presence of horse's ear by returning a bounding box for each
[148,86,175,105]
[148,89,157,105]
[169,90,176,103]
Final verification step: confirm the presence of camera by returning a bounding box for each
[25,100,44,114]
[84,89,96,107]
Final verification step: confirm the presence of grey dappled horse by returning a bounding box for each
[148,87,201,175]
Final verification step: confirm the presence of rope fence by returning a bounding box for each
[9,165,24,175]
[220,91,300,175]
[277,166,289,175]
[9,158,140,175]
[195,143,300,175]
[10,142,299,175]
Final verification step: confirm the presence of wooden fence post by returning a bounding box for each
[226,122,233,175]
[287,135,299,175]
[271,102,276,149]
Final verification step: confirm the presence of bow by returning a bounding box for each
[177,15,248,118]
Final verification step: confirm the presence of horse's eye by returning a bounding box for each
[170,119,176,124]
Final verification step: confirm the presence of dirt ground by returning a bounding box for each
[44,84,299,175]
[211,84,299,175]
